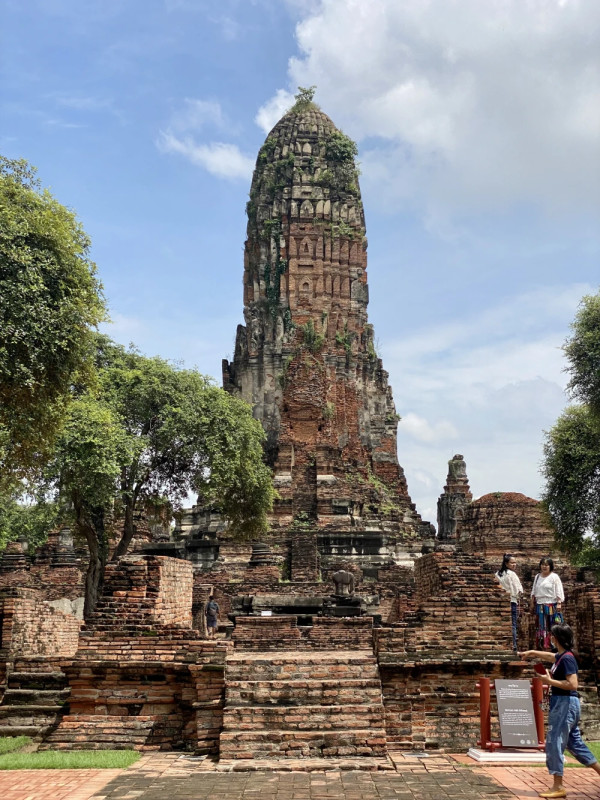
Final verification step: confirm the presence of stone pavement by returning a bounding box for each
[1,753,599,800]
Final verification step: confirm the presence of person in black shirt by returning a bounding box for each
[520,623,600,797]
[205,595,219,639]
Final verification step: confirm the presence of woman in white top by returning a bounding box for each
[495,553,523,652]
[531,556,565,649]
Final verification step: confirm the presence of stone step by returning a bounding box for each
[12,658,66,673]
[1,688,70,706]
[223,704,385,731]
[7,672,67,690]
[226,678,382,706]
[219,729,388,759]
[0,705,65,718]
[0,724,53,738]
[225,652,378,682]
[40,715,157,750]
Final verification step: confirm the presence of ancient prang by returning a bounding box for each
[1,95,599,761]
[222,98,427,546]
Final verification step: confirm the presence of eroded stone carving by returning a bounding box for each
[332,569,355,596]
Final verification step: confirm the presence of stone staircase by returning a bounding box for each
[220,650,388,759]
[0,658,70,739]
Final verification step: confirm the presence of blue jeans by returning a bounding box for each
[546,695,597,776]
[510,601,518,650]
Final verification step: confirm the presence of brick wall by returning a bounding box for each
[457,493,555,559]
[84,556,193,633]
[0,565,84,601]
[0,588,81,656]
[380,660,526,751]
[47,642,230,752]
[232,615,374,651]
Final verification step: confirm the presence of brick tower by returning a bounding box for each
[223,92,427,546]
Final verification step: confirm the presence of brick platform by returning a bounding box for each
[221,650,387,759]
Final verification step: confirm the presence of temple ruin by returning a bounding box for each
[0,98,599,764]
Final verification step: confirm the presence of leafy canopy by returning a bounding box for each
[0,156,106,483]
[57,337,275,542]
[542,290,600,567]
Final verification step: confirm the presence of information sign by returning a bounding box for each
[495,679,539,747]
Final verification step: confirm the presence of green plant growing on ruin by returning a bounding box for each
[323,402,336,421]
[261,218,288,319]
[258,136,277,163]
[277,354,294,390]
[366,465,400,517]
[245,199,256,225]
[333,220,357,239]
[385,412,401,425]
[319,131,361,196]
[273,153,295,177]
[291,85,318,112]
[282,307,294,334]
[336,324,354,356]
[279,559,291,581]
[290,510,314,531]
[299,320,325,353]
[326,131,358,164]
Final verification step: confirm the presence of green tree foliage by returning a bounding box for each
[563,291,600,412]
[49,337,275,614]
[0,157,105,484]
[542,290,600,566]
[52,394,134,613]
[0,492,61,554]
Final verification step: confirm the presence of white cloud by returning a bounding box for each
[401,412,458,444]
[157,132,254,179]
[169,98,226,133]
[158,97,253,179]
[274,0,600,217]
[255,89,295,134]
[387,282,595,526]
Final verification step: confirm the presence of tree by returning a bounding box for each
[51,338,275,614]
[0,491,61,554]
[563,291,600,413]
[0,157,105,485]
[542,290,600,566]
[51,394,134,614]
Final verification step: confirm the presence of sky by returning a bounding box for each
[2,0,599,525]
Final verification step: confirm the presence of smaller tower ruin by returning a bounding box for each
[436,454,472,541]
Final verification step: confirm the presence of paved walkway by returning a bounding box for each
[1,753,599,800]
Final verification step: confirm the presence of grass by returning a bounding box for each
[0,736,30,755]
[0,738,140,770]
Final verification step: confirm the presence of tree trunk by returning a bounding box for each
[111,492,136,561]
[76,502,108,619]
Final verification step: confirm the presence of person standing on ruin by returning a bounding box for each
[495,553,523,652]
[205,594,220,639]
[520,624,600,798]
[531,557,564,649]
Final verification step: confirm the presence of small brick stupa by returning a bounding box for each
[222,90,428,549]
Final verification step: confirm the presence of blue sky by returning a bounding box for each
[2,0,599,524]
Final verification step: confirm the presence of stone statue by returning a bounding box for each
[448,454,467,480]
[332,569,355,596]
